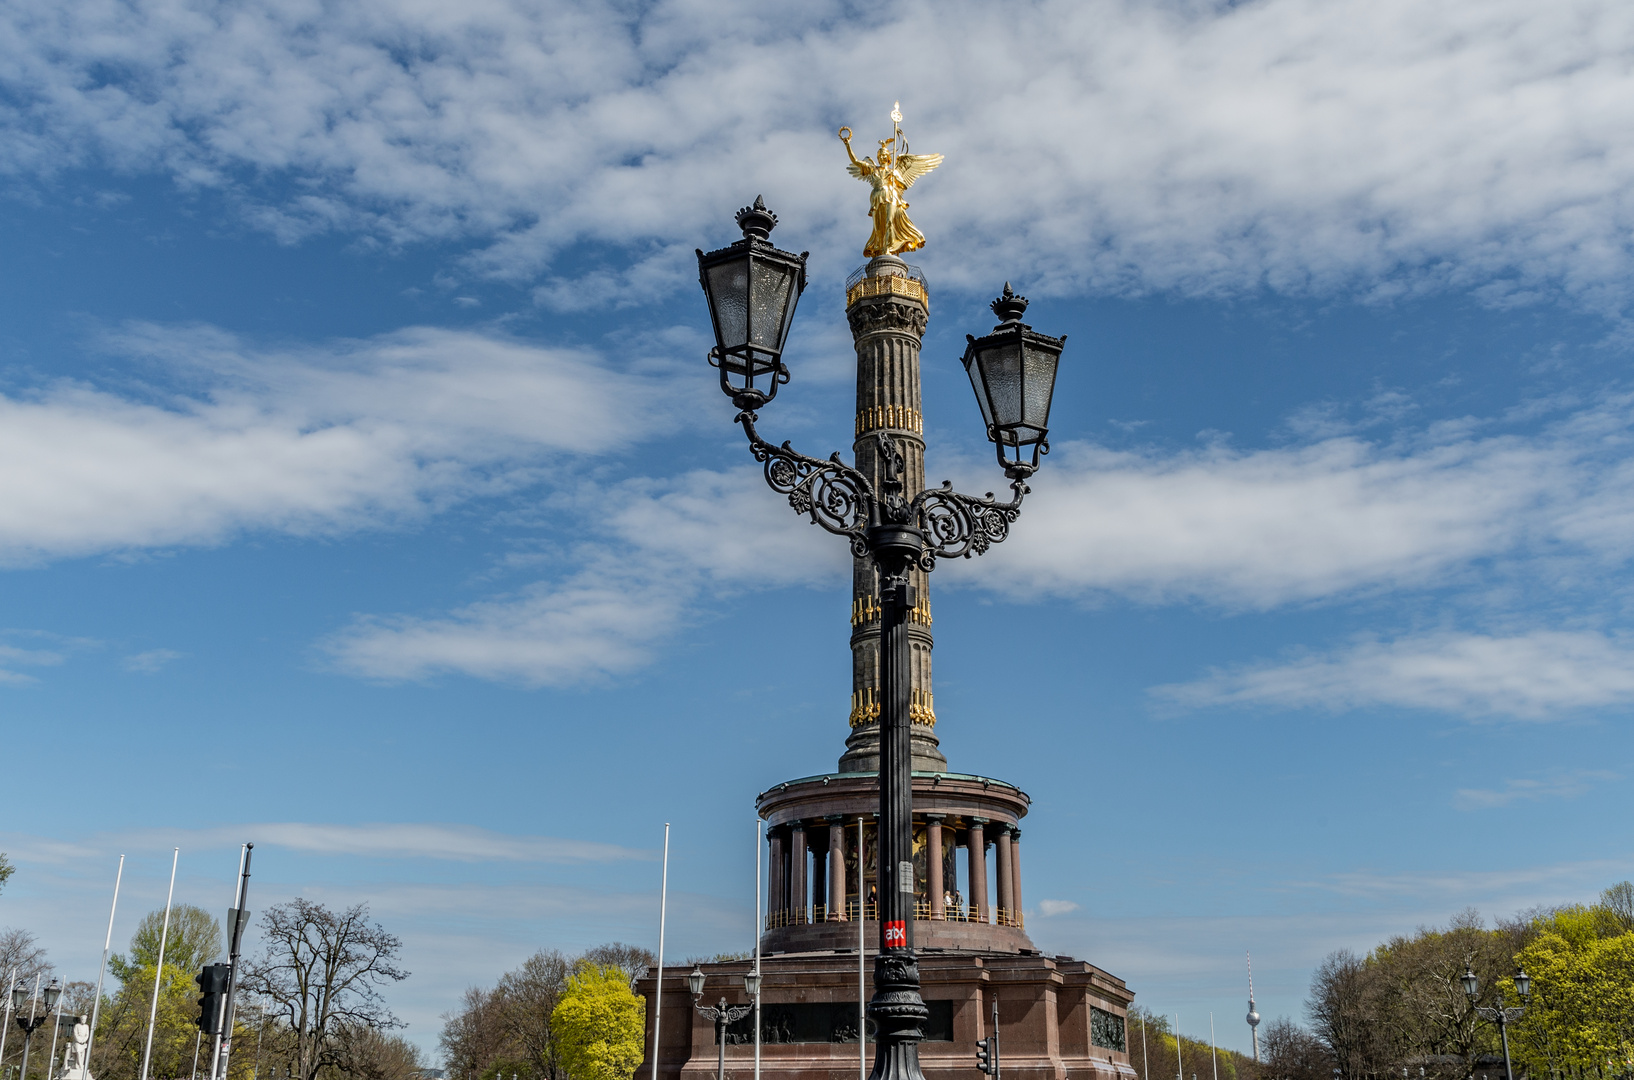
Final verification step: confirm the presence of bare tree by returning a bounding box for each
[580,944,654,991]
[440,987,514,1080]
[0,928,53,986]
[1598,881,1634,934]
[1309,949,1385,1080]
[331,1023,424,1080]
[242,900,409,1080]
[494,951,572,1080]
[1259,1017,1331,1080]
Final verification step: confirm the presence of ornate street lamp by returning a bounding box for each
[697,201,1063,1080]
[695,197,810,411]
[13,979,61,1080]
[688,968,753,1080]
[961,284,1066,477]
[1463,967,1531,1080]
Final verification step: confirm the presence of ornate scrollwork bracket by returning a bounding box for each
[735,412,1028,569]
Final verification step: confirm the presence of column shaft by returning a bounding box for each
[926,817,945,920]
[769,830,785,926]
[994,828,1014,926]
[812,828,828,922]
[1010,829,1023,926]
[828,817,847,920]
[790,823,808,926]
[968,820,989,924]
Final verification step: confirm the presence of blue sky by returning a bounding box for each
[2,0,1634,1061]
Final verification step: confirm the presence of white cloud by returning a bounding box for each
[0,642,65,684]
[1154,629,1634,719]
[968,396,1634,609]
[329,394,1634,688]
[122,648,182,673]
[1038,899,1080,917]
[0,324,691,563]
[322,467,846,685]
[1455,770,1620,809]
[1,0,1632,303]
[0,822,646,864]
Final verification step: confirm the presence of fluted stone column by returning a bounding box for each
[995,827,1014,926]
[790,822,808,925]
[968,818,989,924]
[827,816,847,920]
[926,815,945,920]
[1009,827,1023,925]
[840,255,946,775]
[812,827,828,922]
[769,828,785,925]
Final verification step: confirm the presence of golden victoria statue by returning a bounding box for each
[840,101,944,257]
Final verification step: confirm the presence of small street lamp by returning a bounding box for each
[698,201,1062,1080]
[13,979,61,1080]
[689,967,753,1080]
[1463,967,1530,1080]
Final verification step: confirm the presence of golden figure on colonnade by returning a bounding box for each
[839,101,943,257]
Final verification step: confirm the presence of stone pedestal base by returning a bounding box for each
[637,951,1135,1080]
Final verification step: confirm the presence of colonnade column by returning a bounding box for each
[994,827,1014,926]
[827,816,847,920]
[967,818,989,924]
[790,822,808,925]
[1009,827,1023,925]
[812,828,828,922]
[926,816,945,920]
[769,828,785,925]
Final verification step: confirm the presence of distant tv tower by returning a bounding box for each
[1246,951,1261,1063]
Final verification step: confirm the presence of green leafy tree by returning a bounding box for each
[0,853,14,895]
[109,906,222,983]
[549,965,644,1080]
[1510,900,1634,1078]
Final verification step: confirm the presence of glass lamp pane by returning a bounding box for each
[980,339,1025,438]
[707,260,750,351]
[749,259,795,350]
[1020,345,1059,431]
[964,354,995,434]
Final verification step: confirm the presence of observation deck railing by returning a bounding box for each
[765,902,1022,929]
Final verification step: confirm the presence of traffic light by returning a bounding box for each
[195,964,230,1033]
[976,1037,994,1075]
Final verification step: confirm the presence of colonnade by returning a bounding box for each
[765,815,1024,929]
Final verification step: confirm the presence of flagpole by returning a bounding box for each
[0,965,15,1071]
[140,848,179,1080]
[1209,1014,1218,1080]
[46,984,67,1080]
[210,844,251,1080]
[1174,1015,1182,1080]
[753,818,762,1080]
[86,854,125,1080]
[649,825,670,1080]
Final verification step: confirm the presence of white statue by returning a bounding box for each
[60,1015,93,1080]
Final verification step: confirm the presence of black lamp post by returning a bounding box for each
[688,967,753,1080]
[13,979,61,1080]
[1463,967,1530,1080]
[697,200,1064,1080]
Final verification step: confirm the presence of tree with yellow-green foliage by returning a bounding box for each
[549,964,644,1080]
[1510,895,1634,1080]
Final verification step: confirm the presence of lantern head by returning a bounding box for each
[696,197,809,411]
[960,284,1065,478]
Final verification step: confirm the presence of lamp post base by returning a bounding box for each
[868,950,928,1080]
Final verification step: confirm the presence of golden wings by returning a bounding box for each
[847,153,945,187]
